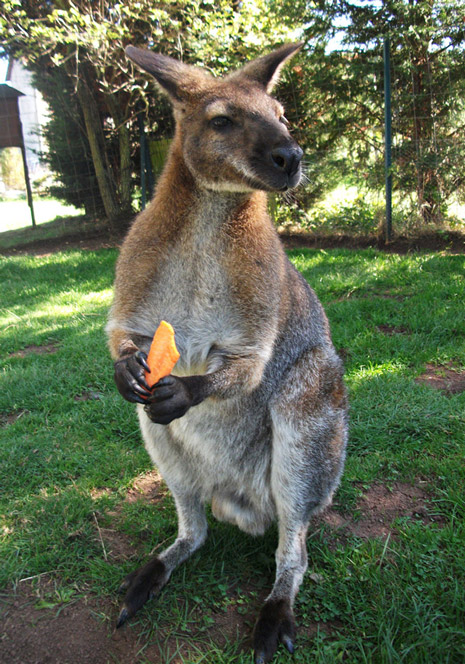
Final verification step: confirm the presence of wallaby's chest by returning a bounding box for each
[133,210,241,372]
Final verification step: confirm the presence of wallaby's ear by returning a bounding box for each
[125,46,212,103]
[231,43,304,93]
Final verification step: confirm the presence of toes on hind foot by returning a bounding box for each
[116,558,168,628]
[253,599,296,663]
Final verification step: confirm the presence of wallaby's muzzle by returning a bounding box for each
[270,144,303,190]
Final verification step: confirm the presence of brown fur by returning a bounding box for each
[107,44,348,663]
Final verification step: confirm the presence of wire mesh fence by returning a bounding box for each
[1,33,464,238]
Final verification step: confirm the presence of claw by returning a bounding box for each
[254,652,266,664]
[116,606,130,629]
[135,350,150,373]
[282,635,295,654]
[132,381,152,397]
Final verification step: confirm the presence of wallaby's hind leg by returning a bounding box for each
[253,521,308,662]
[253,349,347,663]
[117,490,208,627]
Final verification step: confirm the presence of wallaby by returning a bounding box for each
[107,43,348,663]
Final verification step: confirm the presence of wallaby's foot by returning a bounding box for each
[116,557,169,628]
[253,599,296,663]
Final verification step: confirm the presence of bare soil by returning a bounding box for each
[377,324,409,336]
[0,479,443,664]
[280,229,465,254]
[322,481,444,540]
[1,227,465,256]
[8,343,59,358]
[0,409,28,427]
[415,363,465,395]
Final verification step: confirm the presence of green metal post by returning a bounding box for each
[20,144,36,228]
[383,38,392,242]
[138,113,147,210]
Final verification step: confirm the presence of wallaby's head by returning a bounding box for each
[126,44,304,193]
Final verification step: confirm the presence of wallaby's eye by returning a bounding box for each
[210,116,233,130]
[280,116,290,127]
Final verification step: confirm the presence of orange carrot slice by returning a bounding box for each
[144,320,180,389]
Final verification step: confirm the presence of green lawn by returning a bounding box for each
[1,248,464,663]
[0,197,84,232]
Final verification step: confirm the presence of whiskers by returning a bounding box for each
[282,189,296,205]
[279,161,310,205]
[300,159,313,182]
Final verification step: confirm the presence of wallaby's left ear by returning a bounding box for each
[125,46,212,104]
[231,43,304,93]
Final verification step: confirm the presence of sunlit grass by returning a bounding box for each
[0,197,84,232]
[1,247,464,663]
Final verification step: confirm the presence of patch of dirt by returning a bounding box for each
[0,228,122,257]
[208,601,255,651]
[125,469,167,504]
[280,230,465,254]
[300,618,345,641]
[415,363,465,395]
[97,525,137,562]
[1,409,28,427]
[2,227,465,256]
[9,342,59,358]
[74,390,103,402]
[0,579,258,664]
[93,471,169,561]
[321,481,444,540]
[0,580,166,664]
[377,324,409,335]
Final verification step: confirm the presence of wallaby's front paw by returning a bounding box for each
[253,599,296,663]
[114,351,152,404]
[144,375,193,424]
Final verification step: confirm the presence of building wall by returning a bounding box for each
[7,60,49,177]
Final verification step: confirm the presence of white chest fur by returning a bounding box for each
[130,195,245,374]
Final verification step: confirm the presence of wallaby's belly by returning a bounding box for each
[137,393,276,535]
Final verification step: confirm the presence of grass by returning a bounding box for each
[0,197,84,232]
[1,247,464,662]
[0,197,101,252]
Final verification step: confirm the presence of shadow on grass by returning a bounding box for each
[0,215,107,251]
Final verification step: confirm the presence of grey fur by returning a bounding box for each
[107,44,348,661]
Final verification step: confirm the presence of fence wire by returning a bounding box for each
[1,37,464,237]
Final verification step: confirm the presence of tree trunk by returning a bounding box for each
[106,94,133,219]
[75,72,121,227]
[409,7,443,226]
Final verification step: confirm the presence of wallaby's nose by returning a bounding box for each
[271,145,303,176]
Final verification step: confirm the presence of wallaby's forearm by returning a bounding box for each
[113,330,271,406]
[184,350,268,401]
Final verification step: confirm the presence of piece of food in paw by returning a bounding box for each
[144,320,180,389]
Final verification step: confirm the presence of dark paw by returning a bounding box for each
[116,557,169,628]
[144,375,193,425]
[253,599,296,663]
[114,351,152,404]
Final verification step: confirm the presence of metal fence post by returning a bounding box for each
[138,112,147,210]
[384,38,392,242]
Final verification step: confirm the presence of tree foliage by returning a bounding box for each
[1,0,464,231]
[0,0,297,228]
[37,67,105,217]
[286,0,465,225]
